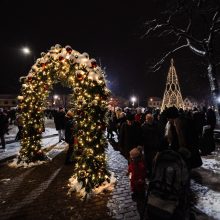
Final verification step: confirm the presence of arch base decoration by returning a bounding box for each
[16,44,114,195]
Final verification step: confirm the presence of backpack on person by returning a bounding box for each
[145,149,190,220]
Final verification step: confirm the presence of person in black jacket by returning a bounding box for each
[54,107,66,142]
[64,110,77,165]
[119,114,142,160]
[0,109,9,150]
[141,113,161,178]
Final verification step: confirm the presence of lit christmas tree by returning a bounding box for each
[17,44,111,194]
[161,59,185,112]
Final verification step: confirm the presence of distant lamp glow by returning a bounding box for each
[22,47,31,55]
[131,96,137,106]
[53,95,59,100]
[217,97,220,103]
[53,94,59,106]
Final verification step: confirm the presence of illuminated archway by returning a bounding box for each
[17,44,111,193]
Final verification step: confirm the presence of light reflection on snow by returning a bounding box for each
[202,158,220,174]
[191,180,220,220]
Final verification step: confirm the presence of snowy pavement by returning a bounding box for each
[191,144,220,220]
[0,135,62,162]
[5,125,58,142]
[0,123,59,162]
[1,125,220,219]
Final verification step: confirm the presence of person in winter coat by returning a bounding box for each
[134,108,143,124]
[54,107,66,142]
[119,114,142,160]
[141,113,161,178]
[192,107,206,139]
[15,111,23,141]
[64,110,77,164]
[116,111,127,139]
[206,107,216,131]
[164,107,202,169]
[128,147,146,196]
[106,110,117,139]
[0,109,9,149]
[199,107,216,155]
[128,147,146,220]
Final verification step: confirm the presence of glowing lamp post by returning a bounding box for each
[53,94,60,106]
[22,47,31,55]
[131,96,137,107]
[21,47,36,62]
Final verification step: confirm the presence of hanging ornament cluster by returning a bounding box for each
[17,44,111,196]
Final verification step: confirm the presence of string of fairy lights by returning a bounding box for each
[17,44,111,193]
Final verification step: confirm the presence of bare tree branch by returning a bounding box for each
[143,16,204,46]
[208,10,220,42]
[158,29,174,37]
[141,21,170,39]
[151,43,189,71]
[186,39,206,56]
[143,0,220,114]
[171,24,204,44]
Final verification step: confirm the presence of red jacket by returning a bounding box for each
[135,114,141,123]
[128,158,146,192]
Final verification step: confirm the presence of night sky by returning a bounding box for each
[0,0,214,104]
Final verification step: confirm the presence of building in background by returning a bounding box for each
[46,94,72,109]
[0,94,74,110]
[184,97,198,110]
[0,94,18,109]
[147,97,162,109]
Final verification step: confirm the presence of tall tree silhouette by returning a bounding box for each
[144,0,220,114]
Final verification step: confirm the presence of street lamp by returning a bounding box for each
[53,94,60,106]
[21,47,36,62]
[22,47,31,55]
[131,96,137,107]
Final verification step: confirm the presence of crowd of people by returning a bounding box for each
[0,106,77,165]
[52,106,77,164]
[106,106,216,219]
[107,106,216,169]
[0,104,217,219]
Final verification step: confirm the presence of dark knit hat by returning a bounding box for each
[165,106,179,119]
[126,114,134,121]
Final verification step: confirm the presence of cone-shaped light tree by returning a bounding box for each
[161,59,185,112]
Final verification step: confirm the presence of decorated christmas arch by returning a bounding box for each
[17,44,111,194]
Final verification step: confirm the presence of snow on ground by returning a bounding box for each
[5,125,58,142]
[1,118,58,156]
[2,124,220,219]
[0,119,60,162]
[0,141,20,161]
[190,148,220,220]
[191,180,220,220]
[201,155,220,174]
[0,134,61,162]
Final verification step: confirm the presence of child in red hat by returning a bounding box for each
[128,146,146,201]
[128,147,146,220]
